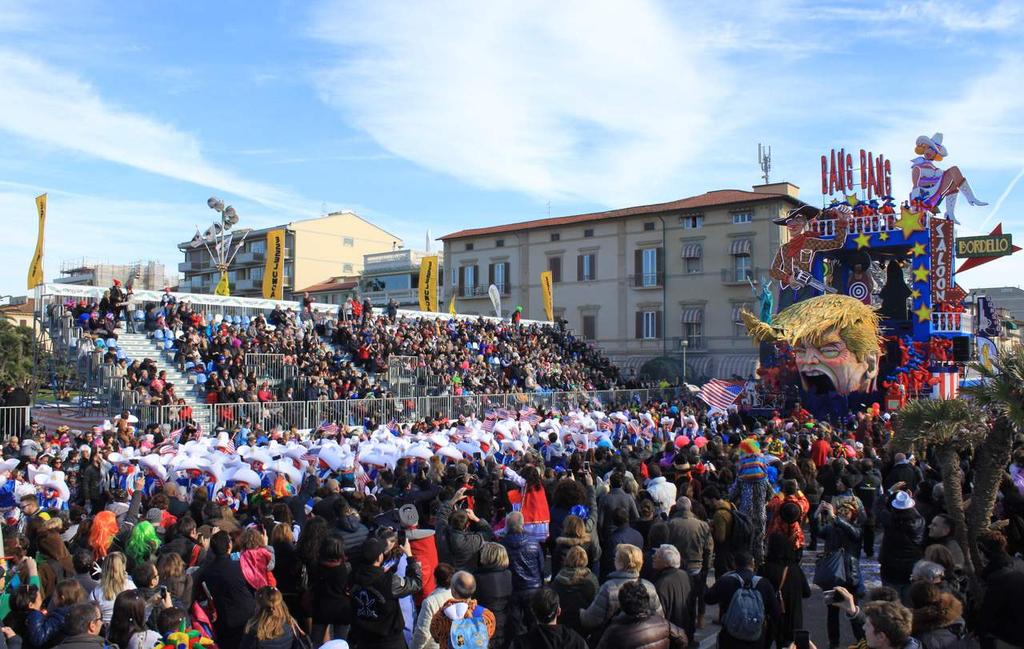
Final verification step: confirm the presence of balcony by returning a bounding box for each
[932,311,973,334]
[630,272,664,289]
[234,278,258,292]
[179,261,207,273]
[235,251,264,265]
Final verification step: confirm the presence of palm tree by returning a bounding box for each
[894,397,987,573]
[962,345,1024,568]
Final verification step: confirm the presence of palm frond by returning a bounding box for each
[894,398,987,451]
[963,345,1024,431]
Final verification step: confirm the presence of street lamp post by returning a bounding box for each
[681,338,689,385]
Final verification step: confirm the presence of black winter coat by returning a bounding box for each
[551,568,599,637]
[817,514,864,591]
[511,624,588,649]
[654,568,691,631]
[878,503,925,584]
[311,560,351,625]
[238,626,295,649]
[594,612,685,649]
[474,568,513,649]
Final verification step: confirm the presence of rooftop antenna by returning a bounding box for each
[758,143,772,184]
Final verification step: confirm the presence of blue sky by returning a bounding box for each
[2,0,1024,297]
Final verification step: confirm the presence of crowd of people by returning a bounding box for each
[0,386,1022,649]
[59,286,631,410]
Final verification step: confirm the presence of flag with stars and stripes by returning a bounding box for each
[697,379,744,411]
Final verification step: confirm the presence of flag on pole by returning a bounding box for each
[27,194,46,290]
[930,366,960,400]
[448,293,457,315]
[697,379,743,411]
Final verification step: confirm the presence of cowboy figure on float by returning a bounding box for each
[769,204,851,294]
[910,132,987,224]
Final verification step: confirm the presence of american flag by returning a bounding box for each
[354,462,372,492]
[598,419,613,431]
[519,407,541,426]
[931,366,960,400]
[481,411,496,433]
[626,421,640,436]
[319,421,339,435]
[496,408,511,420]
[697,379,743,411]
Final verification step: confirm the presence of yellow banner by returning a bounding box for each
[418,255,438,311]
[262,229,286,299]
[214,271,231,296]
[448,292,456,315]
[540,270,554,321]
[26,194,46,290]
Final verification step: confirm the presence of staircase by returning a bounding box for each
[114,332,212,430]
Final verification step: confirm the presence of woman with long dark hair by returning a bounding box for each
[107,590,162,649]
[309,536,351,644]
[759,533,810,648]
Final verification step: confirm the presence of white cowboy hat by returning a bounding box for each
[42,477,70,503]
[27,464,53,484]
[891,491,916,510]
[0,459,20,476]
[268,459,301,486]
[436,446,463,461]
[139,455,168,482]
[402,444,433,461]
[915,132,947,157]
[229,467,262,489]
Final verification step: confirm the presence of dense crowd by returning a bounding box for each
[0,389,1022,649]
[61,285,628,409]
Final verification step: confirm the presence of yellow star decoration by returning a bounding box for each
[846,193,859,206]
[912,265,930,283]
[910,242,926,256]
[910,288,921,300]
[913,303,933,323]
[879,231,890,241]
[897,206,926,238]
[853,232,872,249]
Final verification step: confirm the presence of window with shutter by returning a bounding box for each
[582,315,596,340]
[635,311,643,338]
[548,257,562,283]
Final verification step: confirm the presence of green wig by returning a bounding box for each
[125,520,161,565]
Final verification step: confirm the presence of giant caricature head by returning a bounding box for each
[742,294,882,396]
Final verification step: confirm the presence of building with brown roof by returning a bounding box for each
[440,183,803,381]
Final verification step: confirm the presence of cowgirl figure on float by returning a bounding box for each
[910,132,987,224]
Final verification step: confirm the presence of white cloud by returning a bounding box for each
[812,1,1023,33]
[310,1,741,206]
[0,50,313,213]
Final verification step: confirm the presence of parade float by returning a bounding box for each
[745,133,1017,419]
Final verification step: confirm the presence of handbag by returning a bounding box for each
[290,621,313,649]
[813,549,848,590]
[778,565,790,614]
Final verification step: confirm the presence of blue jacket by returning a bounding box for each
[501,533,545,590]
[26,606,68,649]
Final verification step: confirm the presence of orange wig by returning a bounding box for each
[89,510,119,559]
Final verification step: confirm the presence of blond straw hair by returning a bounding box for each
[614,544,643,573]
[480,542,509,570]
[742,294,881,362]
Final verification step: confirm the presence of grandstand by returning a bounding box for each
[33,283,644,428]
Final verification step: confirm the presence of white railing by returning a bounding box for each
[244,353,295,386]
[33,283,542,325]
[129,388,676,430]
[0,406,30,438]
[932,311,972,334]
[811,212,907,238]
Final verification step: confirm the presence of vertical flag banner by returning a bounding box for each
[448,293,457,315]
[418,255,438,311]
[540,270,554,321]
[27,194,47,290]
[214,271,231,296]
[488,284,501,318]
[262,229,286,299]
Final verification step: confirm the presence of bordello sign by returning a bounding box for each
[956,234,1013,258]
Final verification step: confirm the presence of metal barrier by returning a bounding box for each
[0,406,30,438]
[244,353,295,387]
[129,388,680,430]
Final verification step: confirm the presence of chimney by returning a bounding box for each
[752,181,799,198]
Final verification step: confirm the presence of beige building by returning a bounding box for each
[56,260,171,290]
[178,211,403,298]
[440,183,802,381]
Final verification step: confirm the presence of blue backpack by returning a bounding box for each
[449,605,489,648]
[722,573,766,642]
